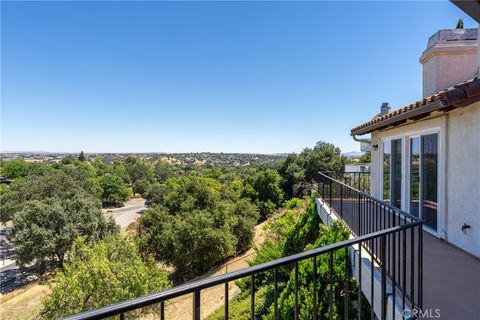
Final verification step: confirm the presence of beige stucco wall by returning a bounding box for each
[446,103,480,257]
[369,102,480,257]
[422,50,477,97]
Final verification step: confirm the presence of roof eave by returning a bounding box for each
[350,100,447,136]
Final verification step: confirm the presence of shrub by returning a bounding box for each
[41,236,170,319]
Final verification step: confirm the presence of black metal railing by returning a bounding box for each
[64,223,421,320]
[323,171,371,194]
[64,172,422,320]
[317,171,423,317]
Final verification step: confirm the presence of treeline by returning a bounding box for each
[0,140,346,318]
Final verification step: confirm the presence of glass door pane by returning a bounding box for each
[383,141,391,202]
[422,133,438,231]
[410,137,420,217]
[391,139,402,209]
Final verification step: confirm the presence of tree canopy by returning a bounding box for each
[41,236,170,319]
[12,194,118,273]
[99,174,129,206]
[278,141,345,198]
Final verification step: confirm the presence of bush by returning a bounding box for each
[211,196,365,320]
[206,285,273,320]
[41,236,170,319]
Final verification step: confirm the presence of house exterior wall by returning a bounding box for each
[369,102,480,257]
[446,103,480,257]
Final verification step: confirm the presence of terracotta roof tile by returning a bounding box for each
[350,78,480,134]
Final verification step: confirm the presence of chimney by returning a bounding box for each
[419,28,478,97]
[380,102,391,115]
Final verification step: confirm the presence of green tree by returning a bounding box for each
[278,141,345,198]
[1,170,96,223]
[359,151,371,163]
[243,169,283,220]
[61,155,77,165]
[126,161,155,195]
[278,154,306,199]
[0,159,31,179]
[138,207,237,281]
[229,199,259,252]
[132,178,151,198]
[11,194,118,273]
[154,160,172,183]
[147,175,222,214]
[41,236,170,319]
[78,151,86,162]
[99,174,129,206]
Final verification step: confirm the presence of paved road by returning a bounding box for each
[103,198,147,230]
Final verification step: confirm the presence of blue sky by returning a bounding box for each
[1,1,476,154]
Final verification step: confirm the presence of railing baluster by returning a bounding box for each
[251,275,255,320]
[392,231,396,320]
[344,248,348,320]
[381,235,387,320]
[193,289,201,320]
[340,184,344,219]
[119,314,125,320]
[274,268,278,320]
[357,242,362,320]
[294,262,299,320]
[418,224,423,311]
[225,282,229,319]
[313,256,318,320]
[402,228,406,313]
[370,243,375,320]
[410,226,415,311]
[160,301,165,320]
[329,251,334,320]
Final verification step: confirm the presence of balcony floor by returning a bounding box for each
[422,232,480,320]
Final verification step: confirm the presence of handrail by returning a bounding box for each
[63,222,421,320]
[318,171,420,222]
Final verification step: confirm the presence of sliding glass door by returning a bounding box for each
[383,139,402,209]
[409,133,438,231]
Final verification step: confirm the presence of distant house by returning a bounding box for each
[351,28,480,258]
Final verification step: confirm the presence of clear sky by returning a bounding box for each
[1,1,476,154]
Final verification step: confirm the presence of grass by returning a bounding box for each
[0,283,50,320]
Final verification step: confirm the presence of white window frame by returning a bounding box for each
[379,135,404,209]
[379,126,444,238]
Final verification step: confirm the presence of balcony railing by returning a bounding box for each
[64,172,423,320]
[317,171,423,317]
[323,171,371,194]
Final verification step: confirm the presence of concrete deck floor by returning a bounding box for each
[422,232,480,320]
